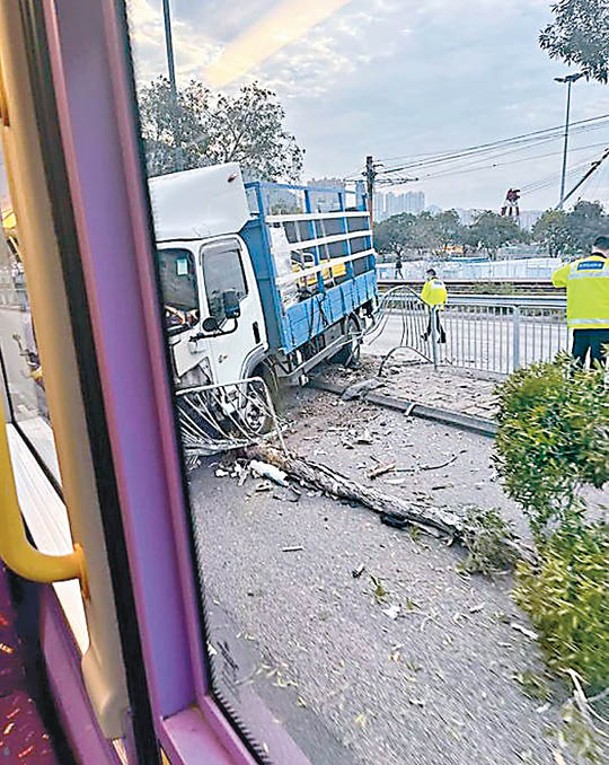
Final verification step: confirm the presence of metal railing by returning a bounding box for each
[367,287,568,375]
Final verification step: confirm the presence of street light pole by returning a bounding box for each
[555,72,584,209]
[162,0,178,100]
[162,0,184,170]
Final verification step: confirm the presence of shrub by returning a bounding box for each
[514,523,609,691]
[494,356,609,538]
[459,506,518,575]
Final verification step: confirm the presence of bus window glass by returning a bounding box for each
[0,153,60,482]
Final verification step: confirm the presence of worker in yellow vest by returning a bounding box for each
[420,268,447,343]
[551,235,609,367]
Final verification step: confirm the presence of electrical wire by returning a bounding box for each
[376,113,609,166]
[379,120,609,176]
[415,141,609,184]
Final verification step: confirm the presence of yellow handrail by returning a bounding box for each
[0,405,87,593]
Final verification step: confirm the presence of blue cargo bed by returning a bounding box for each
[242,181,378,355]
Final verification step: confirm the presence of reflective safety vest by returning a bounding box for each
[420,278,447,307]
[551,254,609,330]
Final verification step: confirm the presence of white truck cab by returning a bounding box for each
[149,163,377,404]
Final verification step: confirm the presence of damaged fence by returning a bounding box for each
[175,377,285,466]
[368,287,568,376]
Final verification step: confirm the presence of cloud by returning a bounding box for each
[127,0,609,209]
[203,0,354,87]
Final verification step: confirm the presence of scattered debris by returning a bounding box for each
[370,574,388,603]
[420,451,465,471]
[409,698,426,709]
[341,378,383,401]
[354,430,373,445]
[383,604,401,620]
[250,460,289,487]
[367,462,397,480]
[272,487,300,503]
[511,623,539,641]
[352,564,366,579]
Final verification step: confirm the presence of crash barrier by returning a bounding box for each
[368,287,568,375]
[175,376,285,466]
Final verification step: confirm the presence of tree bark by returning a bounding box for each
[243,444,535,564]
[244,444,464,537]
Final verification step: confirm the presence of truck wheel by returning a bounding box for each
[243,365,279,435]
[332,314,362,368]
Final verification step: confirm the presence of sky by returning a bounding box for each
[127,0,609,211]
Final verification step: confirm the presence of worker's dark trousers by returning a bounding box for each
[572,328,609,368]
[424,310,446,344]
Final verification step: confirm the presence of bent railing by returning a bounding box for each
[367,288,568,375]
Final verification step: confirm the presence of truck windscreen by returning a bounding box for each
[157,248,199,332]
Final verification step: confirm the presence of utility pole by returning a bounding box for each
[555,72,584,209]
[365,155,377,224]
[162,0,184,171]
[361,156,419,223]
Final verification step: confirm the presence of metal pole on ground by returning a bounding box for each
[430,306,439,371]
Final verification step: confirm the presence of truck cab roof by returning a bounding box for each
[149,163,251,242]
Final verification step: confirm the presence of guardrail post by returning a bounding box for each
[430,306,439,371]
[512,306,521,372]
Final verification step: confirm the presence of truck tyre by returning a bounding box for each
[243,363,279,435]
[332,314,362,368]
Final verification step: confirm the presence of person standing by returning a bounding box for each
[551,236,609,368]
[394,253,403,279]
[420,268,447,343]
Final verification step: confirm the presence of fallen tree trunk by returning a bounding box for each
[243,444,535,565]
[244,444,464,538]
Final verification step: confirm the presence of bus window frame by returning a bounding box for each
[42,0,300,762]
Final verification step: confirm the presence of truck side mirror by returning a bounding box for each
[202,316,220,332]
[222,289,241,320]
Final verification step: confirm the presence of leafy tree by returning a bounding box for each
[540,0,609,83]
[565,199,607,254]
[373,213,417,260]
[532,209,571,256]
[466,211,527,260]
[410,212,442,257]
[138,77,208,176]
[434,209,463,254]
[138,78,303,181]
[374,210,465,259]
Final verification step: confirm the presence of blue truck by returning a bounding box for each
[149,163,378,398]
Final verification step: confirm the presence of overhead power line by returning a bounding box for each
[377,113,609,166]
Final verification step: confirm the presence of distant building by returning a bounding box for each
[374,190,426,221]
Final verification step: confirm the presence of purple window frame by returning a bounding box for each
[41,1,312,763]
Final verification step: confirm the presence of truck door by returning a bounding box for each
[157,244,213,383]
[199,236,267,386]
